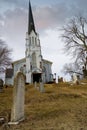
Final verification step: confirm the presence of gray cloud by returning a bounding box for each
[34,3,69,31]
[0,2,69,37]
[2,8,27,38]
[1,0,87,77]
[0,0,87,38]
[0,14,5,36]
[0,0,87,60]
[1,0,87,32]
[33,0,87,32]
[0,8,28,59]
[0,0,28,8]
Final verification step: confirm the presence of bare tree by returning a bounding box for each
[61,15,87,77]
[0,39,12,73]
[62,63,83,76]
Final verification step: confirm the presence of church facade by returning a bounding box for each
[5,1,53,85]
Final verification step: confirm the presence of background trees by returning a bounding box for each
[61,15,87,78]
[0,39,12,73]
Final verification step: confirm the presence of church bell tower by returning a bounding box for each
[25,1,43,83]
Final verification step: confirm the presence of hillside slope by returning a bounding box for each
[0,82,87,130]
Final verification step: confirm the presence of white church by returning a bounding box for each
[5,1,53,85]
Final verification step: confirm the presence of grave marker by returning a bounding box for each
[72,73,79,85]
[10,72,25,124]
[39,82,45,93]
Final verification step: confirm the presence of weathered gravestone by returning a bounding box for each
[39,81,45,93]
[0,79,3,92]
[34,81,37,88]
[34,79,45,92]
[10,72,25,124]
[72,73,79,85]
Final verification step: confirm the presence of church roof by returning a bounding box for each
[12,58,26,65]
[42,59,53,64]
[12,58,52,65]
[28,1,36,34]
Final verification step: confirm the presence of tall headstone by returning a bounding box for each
[10,72,25,124]
[34,81,37,88]
[39,82,45,93]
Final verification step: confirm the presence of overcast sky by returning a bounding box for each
[0,0,87,80]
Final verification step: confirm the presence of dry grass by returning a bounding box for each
[0,82,87,130]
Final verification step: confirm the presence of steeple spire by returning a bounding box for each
[28,0,36,34]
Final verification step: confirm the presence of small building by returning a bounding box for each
[5,1,53,85]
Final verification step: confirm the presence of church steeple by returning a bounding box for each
[28,0,36,34]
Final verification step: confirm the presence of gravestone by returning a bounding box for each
[39,82,45,93]
[0,79,3,92]
[34,81,37,88]
[72,73,79,85]
[10,72,25,124]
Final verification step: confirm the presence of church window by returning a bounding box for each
[20,66,23,72]
[30,62,32,70]
[29,37,31,45]
[32,36,34,45]
[32,52,36,67]
[35,37,37,45]
[37,39,40,46]
[43,66,46,72]
[24,64,26,67]
[40,62,42,68]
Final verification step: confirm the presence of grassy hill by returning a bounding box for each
[0,82,87,130]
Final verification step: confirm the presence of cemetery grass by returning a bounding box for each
[0,82,87,130]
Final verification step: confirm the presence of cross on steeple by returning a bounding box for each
[28,0,36,34]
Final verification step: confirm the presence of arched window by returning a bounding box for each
[32,36,34,45]
[40,62,42,68]
[29,37,31,45]
[32,52,36,67]
[35,37,37,45]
